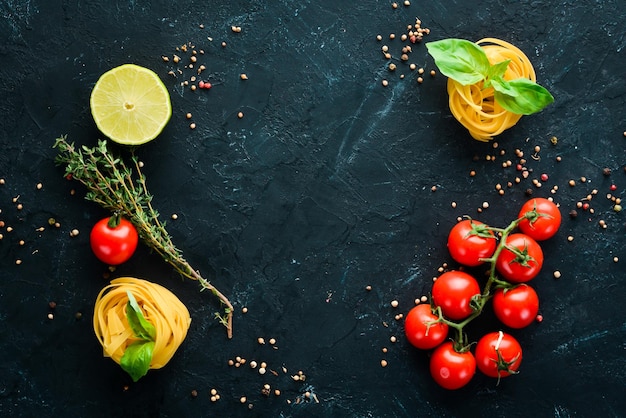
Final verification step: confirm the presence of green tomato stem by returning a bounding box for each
[437,211,536,347]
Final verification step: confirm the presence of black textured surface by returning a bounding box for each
[1,1,625,417]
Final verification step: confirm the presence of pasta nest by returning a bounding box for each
[93,277,192,369]
[447,38,537,141]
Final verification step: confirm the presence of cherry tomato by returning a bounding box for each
[518,198,561,241]
[447,219,497,266]
[429,341,476,390]
[431,270,481,320]
[404,304,449,350]
[495,233,543,283]
[492,284,539,329]
[475,331,522,379]
[90,216,139,265]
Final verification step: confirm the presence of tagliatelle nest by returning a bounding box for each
[93,277,192,369]
[447,38,537,141]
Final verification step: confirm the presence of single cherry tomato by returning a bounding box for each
[492,284,539,329]
[447,219,497,266]
[475,331,522,379]
[404,304,449,350]
[90,216,139,265]
[518,198,561,241]
[495,233,543,283]
[430,341,476,390]
[431,270,481,320]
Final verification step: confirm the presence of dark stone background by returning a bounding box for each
[1,1,625,417]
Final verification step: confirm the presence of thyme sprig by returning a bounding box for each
[53,135,233,338]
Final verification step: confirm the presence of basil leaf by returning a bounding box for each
[490,76,520,97]
[485,60,511,87]
[493,78,555,115]
[126,291,156,341]
[120,340,155,382]
[426,39,491,85]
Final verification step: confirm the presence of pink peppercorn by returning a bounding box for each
[199,81,205,88]
[540,173,549,181]
[610,184,617,191]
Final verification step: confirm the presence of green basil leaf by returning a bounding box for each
[493,78,555,115]
[426,39,490,85]
[485,60,511,87]
[490,76,520,97]
[126,291,156,341]
[120,340,155,382]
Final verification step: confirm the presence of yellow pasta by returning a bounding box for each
[447,38,537,141]
[93,277,192,370]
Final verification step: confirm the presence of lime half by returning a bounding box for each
[90,64,172,145]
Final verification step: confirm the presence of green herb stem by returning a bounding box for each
[54,135,233,338]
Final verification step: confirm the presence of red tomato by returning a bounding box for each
[429,341,476,390]
[495,233,543,282]
[518,198,561,241]
[475,331,522,379]
[90,217,139,265]
[404,304,449,350]
[492,284,539,329]
[431,271,481,320]
[447,219,497,266]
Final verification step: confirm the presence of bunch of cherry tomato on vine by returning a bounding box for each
[404,198,561,390]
